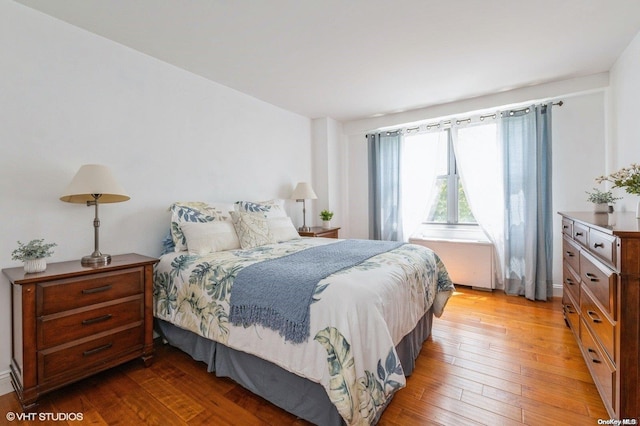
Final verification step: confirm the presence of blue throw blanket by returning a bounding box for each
[229,239,404,343]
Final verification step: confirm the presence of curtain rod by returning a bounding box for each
[378,100,563,136]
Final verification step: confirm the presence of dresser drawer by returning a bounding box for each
[37,268,144,315]
[39,296,143,349]
[561,218,573,237]
[588,228,617,269]
[579,252,616,318]
[39,324,144,382]
[562,291,580,336]
[580,287,615,363]
[563,236,580,274]
[563,262,580,304]
[573,222,589,247]
[579,319,616,414]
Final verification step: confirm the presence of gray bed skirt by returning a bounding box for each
[155,307,434,426]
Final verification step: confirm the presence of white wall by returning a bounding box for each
[610,31,640,211]
[343,79,609,294]
[0,1,312,394]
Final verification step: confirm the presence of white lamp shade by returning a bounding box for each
[291,182,317,200]
[60,164,130,203]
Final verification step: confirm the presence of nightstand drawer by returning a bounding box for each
[563,262,580,304]
[573,222,589,247]
[37,268,143,315]
[39,324,144,382]
[39,296,143,349]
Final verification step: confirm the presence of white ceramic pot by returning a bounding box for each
[24,258,46,274]
[322,220,331,229]
[594,203,608,214]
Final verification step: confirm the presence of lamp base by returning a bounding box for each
[81,253,111,266]
[299,226,311,232]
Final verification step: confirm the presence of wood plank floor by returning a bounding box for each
[0,287,608,425]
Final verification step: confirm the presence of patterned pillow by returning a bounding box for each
[234,199,286,218]
[169,202,228,252]
[230,211,274,249]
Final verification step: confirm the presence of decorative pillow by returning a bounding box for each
[180,221,240,255]
[267,217,300,242]
[234,199,287,218]
[169,202,228,252]
[230,210,274,249]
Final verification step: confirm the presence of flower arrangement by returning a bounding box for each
[585,188,621,204]
[11,239,57,261]
[596,163,640,195]
[319,210,334,221]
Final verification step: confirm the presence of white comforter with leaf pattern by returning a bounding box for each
[153,238,454,425]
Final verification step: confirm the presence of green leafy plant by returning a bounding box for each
[11,239,57,261]
[319,210,334,221]
[585,188,621,204]
[596,163,640,195]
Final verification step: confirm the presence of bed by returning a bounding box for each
[153,200,454,425]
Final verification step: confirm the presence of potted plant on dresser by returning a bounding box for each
[585,188,620,213]
[11,239,57,273]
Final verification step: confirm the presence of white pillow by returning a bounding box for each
[230,211,274,249]
[268,217,300,242]
[180,221,240,255]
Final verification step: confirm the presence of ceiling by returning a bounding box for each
[15,0,640,122]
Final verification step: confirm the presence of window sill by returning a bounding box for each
[410,225,491,244]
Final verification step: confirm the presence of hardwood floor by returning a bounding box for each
[0,288,607,425]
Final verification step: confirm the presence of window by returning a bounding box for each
[426,130,476,224]
[404,129,476,226]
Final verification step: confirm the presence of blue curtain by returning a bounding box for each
[367,132,403,241]
[501,104,553,300]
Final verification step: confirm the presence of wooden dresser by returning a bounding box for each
[2,253,158,410]
[298,226,340,238]
[559,212,640,420]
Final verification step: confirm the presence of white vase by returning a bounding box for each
[594,203,608,214]
[322,220,331,229]
[24,258,46,274]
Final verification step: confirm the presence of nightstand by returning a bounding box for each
[2,253,158,410]
[298,226,341,239]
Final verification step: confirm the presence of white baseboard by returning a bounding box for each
[553,283,563,298]
[0,369,13,396]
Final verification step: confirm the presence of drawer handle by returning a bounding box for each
[564,304,576,314]
[586,310,603,324]
[587,348,602,364]
[565,251,575,257]
[563,225,569,229]
[575,232,584,237]
[82,285,112,295]
[82,314,113,325]
[83,343,113,357]
[593,242,604,249]
[565,277,575,285]
[585,272,598,282]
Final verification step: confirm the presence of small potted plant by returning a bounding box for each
[11,239,57,273]
[319,210,334,229]
[585,188,620,213]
